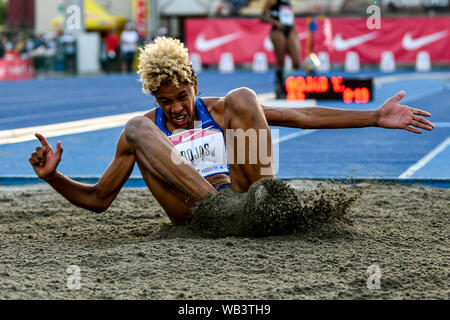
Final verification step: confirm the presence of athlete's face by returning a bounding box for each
[154,79,198,130]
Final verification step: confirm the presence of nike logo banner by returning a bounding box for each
[195,32,242,52]
[185,17,450,64]
[402,31,448,51]
[333,32,378,51]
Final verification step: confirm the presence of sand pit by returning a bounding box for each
[0,180,448,299]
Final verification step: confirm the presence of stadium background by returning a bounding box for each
[2,0,450,75]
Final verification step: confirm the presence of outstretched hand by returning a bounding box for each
[29,133,63,180]
[377,91,434,134]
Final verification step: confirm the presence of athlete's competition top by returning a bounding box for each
[155,98,230,178]
[270,0,294,27]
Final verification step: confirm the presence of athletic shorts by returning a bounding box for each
[214,184,232,192]
[272,25,293,37]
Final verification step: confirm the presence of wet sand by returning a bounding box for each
[0,180,448,299]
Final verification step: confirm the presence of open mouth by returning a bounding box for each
[173,114,188,126]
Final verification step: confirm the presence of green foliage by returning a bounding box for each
[0,0,6,26]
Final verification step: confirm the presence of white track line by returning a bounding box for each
[258,92,276,100]
[0,111,145,145]
[398,136,450,179]
[374,72,450,85]
[260,96,317,108]
[273,130,317,144]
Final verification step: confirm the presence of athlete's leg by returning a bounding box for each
[124,116,216,224]
[286,28,301,69]
[270,29,287,72]
[224,88,275,193]
[270,29,287,98]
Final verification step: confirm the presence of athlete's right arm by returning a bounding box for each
[29,132,135,213]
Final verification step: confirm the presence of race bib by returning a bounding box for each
[279,5,294,26]
[169,127,229,177]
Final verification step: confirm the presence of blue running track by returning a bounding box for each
[0,70,449,187]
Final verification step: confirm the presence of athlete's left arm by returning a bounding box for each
[263,91,434,134]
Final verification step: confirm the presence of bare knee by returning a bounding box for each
[225,87,260,115]
[124,116,155,144]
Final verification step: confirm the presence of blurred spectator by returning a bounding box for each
[44,32,58,55]
[28,34,49,73]
[105,30,119,73]
[3,35,14,57]
[100,32,108,72]
[26,35,36,54]
[60,30,77,75]
[0,35,6,58]
[2,35,17,59]
[120,22,139,73]
[39,31,58,74]
[15,33,27,56]
[34,33,44,48]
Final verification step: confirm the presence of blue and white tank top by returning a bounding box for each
[155,98,230,178]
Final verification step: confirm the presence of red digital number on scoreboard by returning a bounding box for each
[285,76,372,103]
[342,87,371,104]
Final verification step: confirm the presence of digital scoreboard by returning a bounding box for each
[285,76,373,103]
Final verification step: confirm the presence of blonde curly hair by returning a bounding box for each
[137,37,195,94]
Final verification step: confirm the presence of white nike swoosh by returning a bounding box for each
[195,32,241,52]
[333,32,378,51]
[402,30,448,51]
[180,126,214,143]
[263,32,307,51]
